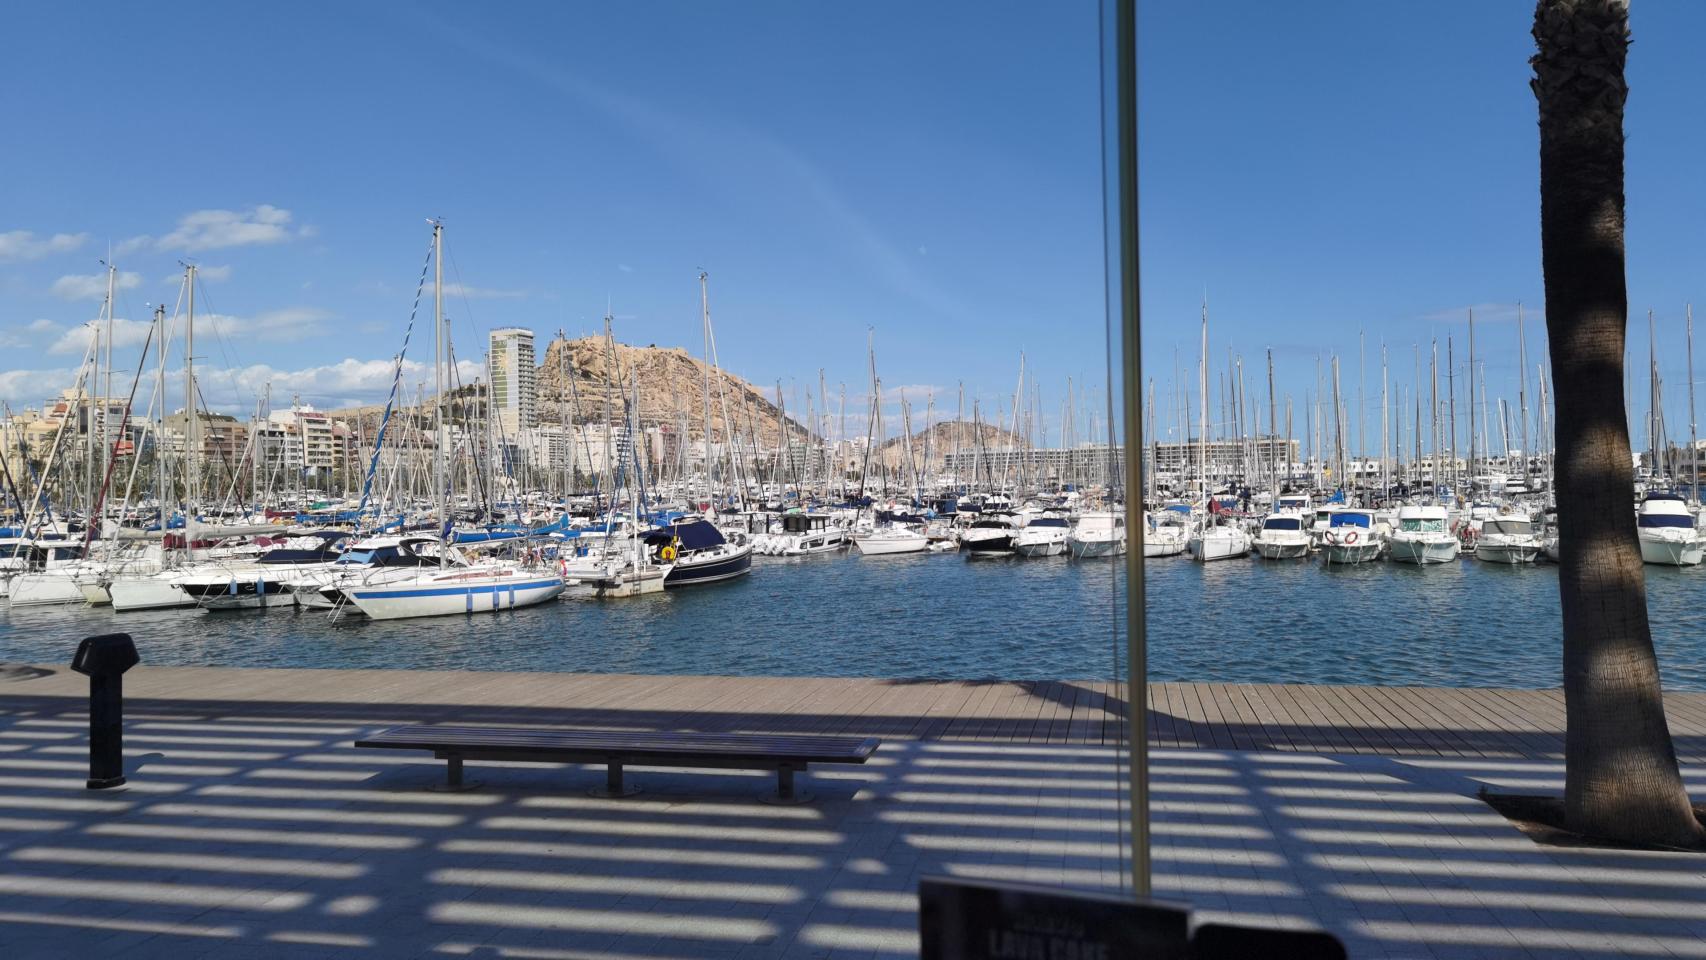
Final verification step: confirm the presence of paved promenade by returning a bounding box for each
[0,666,1702,958]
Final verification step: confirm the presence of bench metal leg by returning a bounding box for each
[429,752,480,792]
[763,763,813,805]
[588,759,640,798]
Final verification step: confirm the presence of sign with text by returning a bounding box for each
[919,877,1192,960]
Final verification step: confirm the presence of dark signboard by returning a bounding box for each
[919,877,1192,960]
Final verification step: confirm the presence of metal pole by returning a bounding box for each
[1106,0,1147,896]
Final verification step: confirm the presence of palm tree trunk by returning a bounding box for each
[1533,0,1702,847]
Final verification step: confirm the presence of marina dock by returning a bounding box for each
[2,667,1703,958]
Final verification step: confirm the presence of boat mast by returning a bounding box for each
[1265,348,1277,501]
[1518,303,1530,490]
[1689,304,1698,502]
[183,264,199,559]
[432,222,446,569]
[1649,308,1659,483]
[1467,308,1476,490]
[1430,340,1440,503]
[699,272,714,507]
[1198,299,1208,500]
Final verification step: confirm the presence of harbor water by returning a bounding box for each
[1,554,1703,689]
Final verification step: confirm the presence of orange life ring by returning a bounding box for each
[1344,530,1359,545]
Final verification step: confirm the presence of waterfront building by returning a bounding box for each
[488,327,537,434]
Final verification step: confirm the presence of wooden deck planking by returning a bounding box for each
[4,665,1706,759]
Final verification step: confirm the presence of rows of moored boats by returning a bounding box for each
[1154,490,1706,567]
[0,495,1132,621]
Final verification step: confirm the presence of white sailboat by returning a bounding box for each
[1186,514,1251,562]
[1142,510,1189,558]
[339,222,565,620]
[853,524,928,555]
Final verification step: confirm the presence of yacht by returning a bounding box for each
[1250,510,1311,560]
[175,531,351,610]
[961,514,1020,556]
[853,523,928,556]
[1386,504,1460,565]
[1186,514,1251,562]
[1474,512,1542,565]
[1067,511,1126,559]
[1013,512,1071,558]
[299,535,453,609]
[1321,509,1383,565]
[1635,493,1703,566]
[773,514,851,556]
[645,519,753,587]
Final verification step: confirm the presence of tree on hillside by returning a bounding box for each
[1532,0,1703,846]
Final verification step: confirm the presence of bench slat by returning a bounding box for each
[353,725,879,764]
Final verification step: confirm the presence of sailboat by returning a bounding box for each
[340,221,565,620]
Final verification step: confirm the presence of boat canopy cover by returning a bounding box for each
[1262,516,1303,531]
[1637,514,1694,529]
[1163,504,1192,515]
[645,519,726,550]
[1328,512,1371,528]
[1484,519,1533,535]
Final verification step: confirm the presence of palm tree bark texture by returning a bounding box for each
[1532,0,1703,847]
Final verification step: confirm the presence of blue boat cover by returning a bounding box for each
[644,519,726,550]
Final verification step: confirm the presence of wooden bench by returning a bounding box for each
[353,725,880,802]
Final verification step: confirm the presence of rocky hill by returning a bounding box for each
[875,419,1029,470]
[537,336,808,446]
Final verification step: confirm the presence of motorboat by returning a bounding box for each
[1473,513,1542,565]
[1321,509,1383,565]
[1386,504,1460,565]
[961,514,1020,556]
[175,531,352,610]
[645,519,753,587]
[772,514,851,556]
[1067,511,1126,559]
[1635,492,1703,566]
[1250,510,1311,560]
[1013,512,1071,558]
[300,535,454,609]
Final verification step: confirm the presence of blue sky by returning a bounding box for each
[3,3,1703,455]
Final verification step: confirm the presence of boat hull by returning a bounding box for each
[1322,542,1383,565]
[1014,537,1067,557]
[1474,541,1540,565]
[1251,536,1310,560]
[663,548,753,587]
[1638,532,1704,566]
[109,576,195,611]
[1069,536,1125,559]
[854,535,927,555]
[179,577,295,610]
[347,575,566,620]
[1187,534,1249,562]
[1387,537,1459,565]
[6,574,89,607]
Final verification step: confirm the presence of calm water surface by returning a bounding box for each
[2,554,1703,688]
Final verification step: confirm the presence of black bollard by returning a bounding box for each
[70,634,140,790]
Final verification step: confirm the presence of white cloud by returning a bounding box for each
[49,317,155,355]
[617,264,635,274]
[125,205,309,253]
[194,357,482,411]
[27,318,58,333]
[50,271,142,301]
[193,307,332,344]
[0,367,77,406]
[0,230,88,261]
[440,283,526,300]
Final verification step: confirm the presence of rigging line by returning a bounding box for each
[357,231,436,518]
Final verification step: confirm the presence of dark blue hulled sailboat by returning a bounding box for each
[645,519,752,587]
